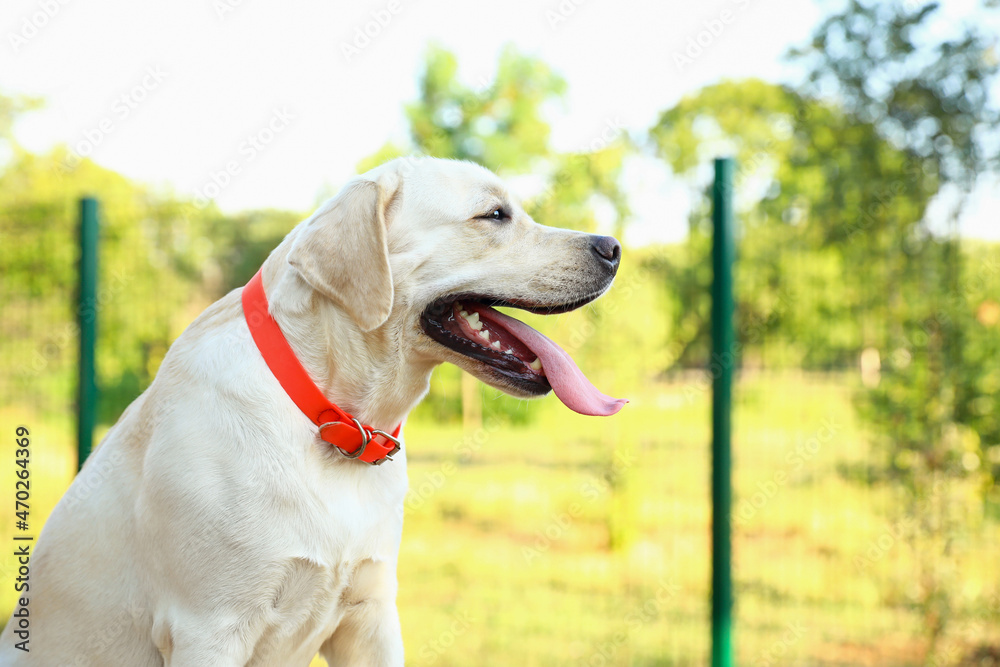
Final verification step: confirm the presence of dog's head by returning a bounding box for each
[286,157,626,416]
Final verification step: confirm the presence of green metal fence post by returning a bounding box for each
[77,197,99,471]
[711,157,735,667]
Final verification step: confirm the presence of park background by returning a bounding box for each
[2,0,1000,665]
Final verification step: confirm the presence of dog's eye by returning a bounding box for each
[482,208,508,222]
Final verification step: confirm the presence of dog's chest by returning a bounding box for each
[243,554,352,664]
[244,499,404,664]
[259,455,407,646]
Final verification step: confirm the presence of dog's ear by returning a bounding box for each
[288,169,401,331]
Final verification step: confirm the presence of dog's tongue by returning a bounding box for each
[481,308,627,417]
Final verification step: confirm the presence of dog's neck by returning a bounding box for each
[261,254,434,433]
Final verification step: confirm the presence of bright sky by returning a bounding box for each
[2,0,997,243]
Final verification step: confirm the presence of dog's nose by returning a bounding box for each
[590,235,621,272]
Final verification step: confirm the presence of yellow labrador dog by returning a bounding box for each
[0,157,624,666]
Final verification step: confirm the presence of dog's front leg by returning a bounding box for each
[165,652,246,667]
[155,618,252,667]
[160,640,249,667]
[320,558,404,667]
[320,598,404,667]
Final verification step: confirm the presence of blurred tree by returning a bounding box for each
[651,49,998,653]
[0,148,209,420]
[358,44,564,173]
[0,92,42,152]
[405,45,565,171]
[789,2,1000,659]
[361,44,630,234]
[649,79,938,369]
[525,143,631,237]
[193,207,303,297]
[789,0,1000,190]
[0,112,303,423]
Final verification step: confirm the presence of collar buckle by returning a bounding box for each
[369,429,402,465]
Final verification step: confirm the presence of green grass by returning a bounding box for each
[1,372,998,665]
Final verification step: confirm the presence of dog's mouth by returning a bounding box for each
[420,294,627,416]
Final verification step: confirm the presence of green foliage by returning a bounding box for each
[648,6,1000,650]
[786,2,1000,659]
[2,148,181,418]
[0,137,302,422]
[0,93,42,146]
[954,242,1000,494]
[650,79,938,368]
[404,45,566,170]
[524,142,631,235]
[789,0,1000,187]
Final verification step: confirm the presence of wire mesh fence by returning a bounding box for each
[725,221,1000,665]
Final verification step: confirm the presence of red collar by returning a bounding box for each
[242,270,402,465]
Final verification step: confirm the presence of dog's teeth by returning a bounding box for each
[491,340,501,350]
[458,310,483,331]
[529,358,542,371]
[504,347,515,355]
[478,330,490,342]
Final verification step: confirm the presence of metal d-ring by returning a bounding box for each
[318,417,371,459]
